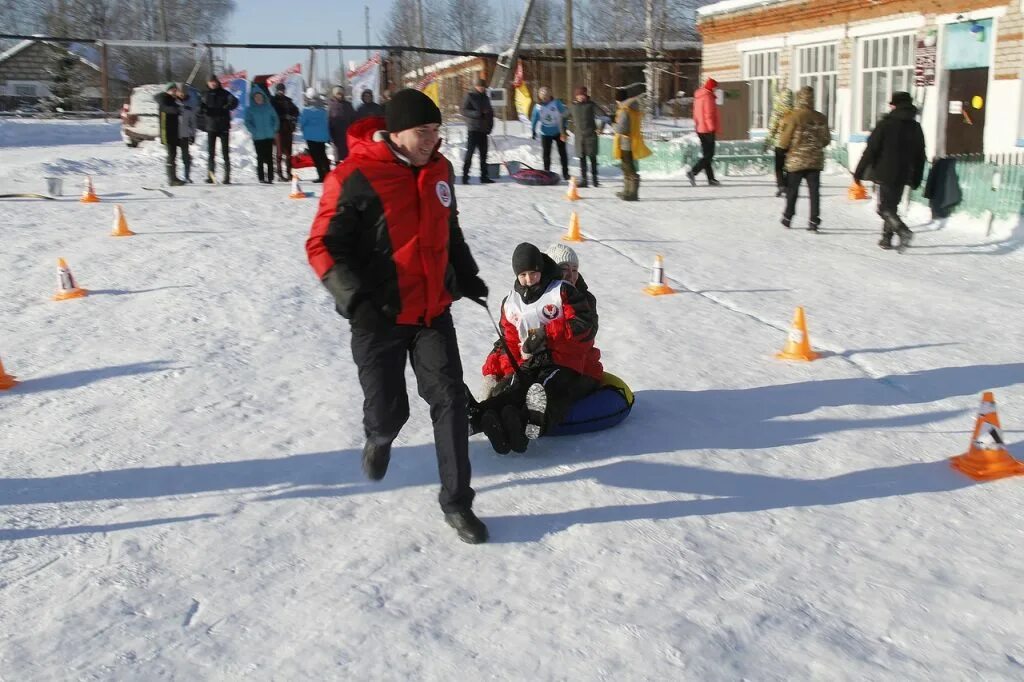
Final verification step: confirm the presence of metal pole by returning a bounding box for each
[100,41,110,117]
[338,30,345,87]
[417,0,426,78]
[158,0,172,81]
[565,0,573,105]
[365,6,371,61]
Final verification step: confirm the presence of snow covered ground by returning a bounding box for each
[2,119,1024,680]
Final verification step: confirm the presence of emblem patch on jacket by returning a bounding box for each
[436,181,452,207]
[542,304,558,320]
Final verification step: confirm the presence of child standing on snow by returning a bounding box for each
[244,85,280,184]
[531,87,570,180]
[472,243,602,454]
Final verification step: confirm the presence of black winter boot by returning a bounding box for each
[444,509,489,544]
[362,440,392,480]
[501,405,528,454]
[524,383,548,440]
[480,409,511,455]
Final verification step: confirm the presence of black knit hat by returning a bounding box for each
[512,242,544,275]
[385,88,442,132]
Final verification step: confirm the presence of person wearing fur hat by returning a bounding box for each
[569,86,602,187]
[306,88,490,544]
[473,243,602,455]
[155,83,184,185]
[531,86,570,180]
[687,78,721,186]
[613,88,651,201]
[460,78,495,184]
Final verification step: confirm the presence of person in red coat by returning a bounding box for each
[305,89,490,544]
[687,78,721,186]
[472,243,602,454]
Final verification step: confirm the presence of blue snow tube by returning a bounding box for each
[547,372,635,436]
[512,168,562,186]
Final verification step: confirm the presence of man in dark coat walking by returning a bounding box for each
[328,86,355,164]
[155,83,184,186]
[199,75,239,183]
[779,85,831,231]
[460,78,495,184]
[305,89,491,544]
[854,91,927,251]
[271,83,299,181]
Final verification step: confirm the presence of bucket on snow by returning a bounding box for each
[486,162,501,178]
[45,177,63,196]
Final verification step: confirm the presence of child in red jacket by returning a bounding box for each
[471,243,602,454]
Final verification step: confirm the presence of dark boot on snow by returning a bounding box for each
[362,440,392,480]
[524,383,548,440]
[501,405,528,454]
[480,410,511,455]
[444,509,489,544]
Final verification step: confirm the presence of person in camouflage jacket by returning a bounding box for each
[779,86,830,231]
[765,87,793,196]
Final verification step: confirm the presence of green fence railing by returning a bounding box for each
[909,156,1024,219]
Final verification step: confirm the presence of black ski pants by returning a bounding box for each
[164,141,179,183]
[542,134,569,177]
[463,131,490,179]
[774,147,788,190]
[472,364,599,436]
[690,132,717,181]
[254,138,274,182]
[350,311,474,513]
[308,141,330,181]
[579,154,598,183]
[275,124,294,180]
[877,183,907,240]
[207,131,230,182]
[784,169,822,226]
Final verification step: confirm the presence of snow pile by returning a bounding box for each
[0,118,122,148]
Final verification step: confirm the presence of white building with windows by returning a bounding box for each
[696,0,1024,164]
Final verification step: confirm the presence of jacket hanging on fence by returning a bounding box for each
[923,158,962,219]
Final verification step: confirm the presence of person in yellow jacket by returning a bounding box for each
[612,88,651,201]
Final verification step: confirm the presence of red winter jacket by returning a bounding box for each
[306,117,479,326]
[482,257,603,381]
[693,79,720,134]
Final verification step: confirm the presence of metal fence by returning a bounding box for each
[909,155,1024,219]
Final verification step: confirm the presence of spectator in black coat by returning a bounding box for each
[355,89,385,120]
[854,91,927,251]
[328,86,356,164]
[200,75,239,183]
[154,83,184,186]
[460,78,494,184]
[271,83,299,181]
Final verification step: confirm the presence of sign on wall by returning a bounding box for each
[914,31,937,87]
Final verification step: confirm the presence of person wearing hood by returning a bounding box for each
[155,82,184,186]
[299,92,332,182]
[328,86,356,164]
[305,89,490,544]
[473,243,601,455]
[271,82,300,181]
[175,83,199,183]
[765,87,794,197]
[531,86,571,180]
[460,78,495,185]
[244,84,280,184]
[612,88,651,201]
[854,91,926,251]
[687,78,721,186]
[355,88,385,120]
[569,86,603,188]
[779,85,830,231]
[200,75,239,184]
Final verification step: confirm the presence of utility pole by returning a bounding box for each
[644,0,656,117]
[565,0,573,104]
[158,0,171,81]
[365,5,371,61]
[338,29,345,88]
[416,0,427,78]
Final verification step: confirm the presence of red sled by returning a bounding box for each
[290,152,315,169]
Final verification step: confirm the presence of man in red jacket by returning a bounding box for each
[306,89,490,544]
[687,78,721,186]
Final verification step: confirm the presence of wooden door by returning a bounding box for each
[945,67,988,155]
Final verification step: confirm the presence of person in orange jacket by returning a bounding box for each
[687,78,721,186]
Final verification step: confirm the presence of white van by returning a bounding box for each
[121,84,165,147]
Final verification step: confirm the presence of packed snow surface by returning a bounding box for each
[2,119,1024,680]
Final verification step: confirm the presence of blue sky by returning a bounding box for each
[224,0,385,79]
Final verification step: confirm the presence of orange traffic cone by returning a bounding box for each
[562,211,585,243]
[289,173,307,199]
[848,181,868,200]
[565,177,581,201]
[951,392,1024,481]
[53,258,88,301]
[80,176,100,203]
[643,255,675,296]
[776,306,819,361]
[110,204,135,237]
[0,355,18,390]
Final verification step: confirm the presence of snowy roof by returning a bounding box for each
[403,40,702,79]
[697,0,789,18]
[0,38,131,83]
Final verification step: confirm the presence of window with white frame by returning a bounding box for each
[795,43,838,129]
[858,33,915,133]
[744,49,779,129]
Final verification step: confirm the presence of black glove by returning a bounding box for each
[460,274,488,301]
[521,327,547,357]
[350,299,394,331]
